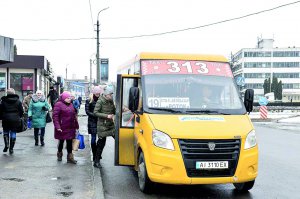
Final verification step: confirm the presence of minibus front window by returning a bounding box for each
[143,74,246,115]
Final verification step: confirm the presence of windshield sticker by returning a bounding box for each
[148,97,190,108]
[141,60,233,78]
[179,116,225,122]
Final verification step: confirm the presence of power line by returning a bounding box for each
[102,0,300,40]
[88,0,95,31]
[15,0,300,41]
[16,38,95,41]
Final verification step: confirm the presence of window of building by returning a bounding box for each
[245,83,263,89]
[244,73,271,78]
[244,51,271,57]
[273,73,299,78]
[0,73,6,98]
[10,73,34,100]
[273,51,300,57]
[273,62,299,68]
[244,62,271,68]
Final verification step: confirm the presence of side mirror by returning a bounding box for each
[129,87,139,112]
[244,89,254,113]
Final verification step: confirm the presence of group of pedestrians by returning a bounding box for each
[1,84,116,168]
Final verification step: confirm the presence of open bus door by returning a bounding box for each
[114,74,140,166]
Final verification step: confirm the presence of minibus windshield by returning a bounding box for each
[143,74,246,115]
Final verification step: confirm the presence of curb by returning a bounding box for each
[87,135,105,199]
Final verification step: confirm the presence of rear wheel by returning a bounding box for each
[233,180,255,192]
[138,152,153,193]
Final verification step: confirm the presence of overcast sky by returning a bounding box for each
[1,0,300,82]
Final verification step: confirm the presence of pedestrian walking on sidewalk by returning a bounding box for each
[22,91,33,129]
[93,85,116,168]
[53,91,79,164]
[85,86,103,162]
[71,93,80,114]
[0,88,24,154]
[47,86,58,110]
[28,90,50,146]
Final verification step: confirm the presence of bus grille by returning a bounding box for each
[178,139,241,177]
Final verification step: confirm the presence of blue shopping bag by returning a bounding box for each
[78,134,85,150]
[27,119,32,129]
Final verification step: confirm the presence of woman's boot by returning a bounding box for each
[35,136,39,146]
[57,151,63,161]
[40,136,45,146]
[9,138,16,154]
[67,153,77,164]
[3,135,9,152]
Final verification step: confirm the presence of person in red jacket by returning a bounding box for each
[52,91,79,164]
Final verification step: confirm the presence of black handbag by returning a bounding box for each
[17,116,28,133]
[46,112,52,123]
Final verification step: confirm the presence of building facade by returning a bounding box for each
[0,55,54,100]
[232,39,300,102]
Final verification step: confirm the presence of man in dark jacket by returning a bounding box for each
[0,88,24,154]
[47,86,58,109]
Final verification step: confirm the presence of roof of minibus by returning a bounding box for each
[139,52,228,62]
[117,52,228,72]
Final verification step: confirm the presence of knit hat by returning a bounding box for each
[92,86,103,94]
[61,91,71,101]
[103,85,114,95]
[7,88,15,95]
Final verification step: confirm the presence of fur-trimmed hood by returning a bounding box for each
[32,94,46,102]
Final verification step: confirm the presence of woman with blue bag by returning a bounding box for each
[53,91,79,164]
[28,90,50,146]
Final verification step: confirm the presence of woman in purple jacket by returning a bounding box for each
[53,91,79,164]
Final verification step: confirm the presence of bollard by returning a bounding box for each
[259,106,268,119]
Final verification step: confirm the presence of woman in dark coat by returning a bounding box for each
[53,91,79,164]
[0,88,24,154]
[85,86,103,161]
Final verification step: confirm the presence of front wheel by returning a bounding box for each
[233,180,255,192]
[138,152,153,193]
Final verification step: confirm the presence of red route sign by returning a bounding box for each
[141,60,233,78]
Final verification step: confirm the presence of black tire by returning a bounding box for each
[138,152,153,193]
[233,180,255,192]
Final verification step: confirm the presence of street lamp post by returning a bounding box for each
[96,7,109,84]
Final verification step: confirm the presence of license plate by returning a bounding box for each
[196,161,228,169]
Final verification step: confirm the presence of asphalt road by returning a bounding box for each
[99,123,300,199]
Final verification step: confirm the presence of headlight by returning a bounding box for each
[244,130,257,149]
[152,130,174,150]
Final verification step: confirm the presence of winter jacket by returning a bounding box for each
[47,89,58,102]
[28,95,50,128]
[0,94,24,132]
[53,99,79,140]
[22,95,32,113]
[94,95,116,138]
[85,98,98,134]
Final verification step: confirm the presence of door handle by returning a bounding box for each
[139,129,143,134]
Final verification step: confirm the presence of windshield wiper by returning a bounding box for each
[185,110,231,115]
[148,107,183,113]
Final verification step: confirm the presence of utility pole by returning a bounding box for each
[90,59,92,91]
[96,7,109,84]
[66,67,68,80]
[96,20,100,84]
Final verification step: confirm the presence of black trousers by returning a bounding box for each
[58,139,72,153]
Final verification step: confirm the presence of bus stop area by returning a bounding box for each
[0,108,105,199]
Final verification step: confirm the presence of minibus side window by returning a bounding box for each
[121,78,141,128]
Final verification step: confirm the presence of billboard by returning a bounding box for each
[100,58,109,82]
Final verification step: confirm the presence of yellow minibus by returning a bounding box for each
[114,52,257,193]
